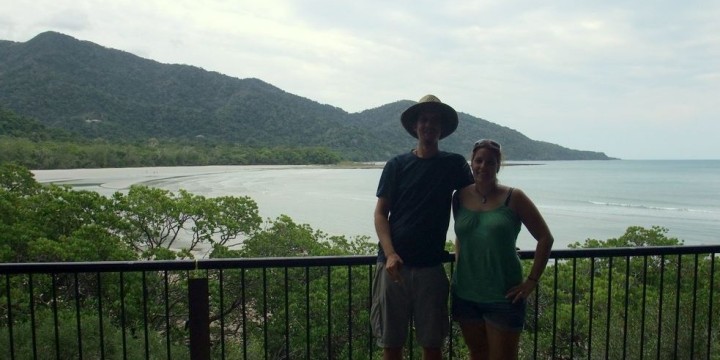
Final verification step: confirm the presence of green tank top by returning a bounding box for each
[452,194,522,303]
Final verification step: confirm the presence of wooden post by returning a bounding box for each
[188,277,210,359]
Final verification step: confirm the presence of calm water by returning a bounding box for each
[33,160,720,250]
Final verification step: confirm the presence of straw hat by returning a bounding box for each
[400,94,459,139]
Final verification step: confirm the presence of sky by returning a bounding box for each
[2,1,719,159]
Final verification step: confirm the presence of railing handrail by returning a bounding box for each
[1,245,718,274]
[539,244,720,258]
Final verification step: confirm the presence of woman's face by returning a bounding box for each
[472,147,500,182]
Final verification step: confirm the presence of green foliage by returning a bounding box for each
[0,164,132,263]
[516,226,719,359]
[0,163,262,261]
[569,225,683,248]
[0,162,40,194]
[2,163,716,358]
[0,163,380,358]
[238,214,373,257]
[0,137,343,169]
[207,215,376,359]
[1,98,344,168]
[0,105,72,141]
[110,186,262,259]
[0,308,189,359]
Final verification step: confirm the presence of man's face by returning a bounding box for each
[414,111,443,142]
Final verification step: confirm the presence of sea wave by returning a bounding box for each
[588,201,714,213]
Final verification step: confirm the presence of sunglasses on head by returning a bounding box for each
[473,139,501,151]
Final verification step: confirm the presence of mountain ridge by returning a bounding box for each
[0,31,615,161]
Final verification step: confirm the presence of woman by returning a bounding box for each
[452,139,554,360]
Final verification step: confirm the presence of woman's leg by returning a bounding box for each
[459,322,489,360]
[485,322,521,360]
[382,347,402,360]
[421,346,442,360]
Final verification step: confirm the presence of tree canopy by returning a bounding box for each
[1,163,716,359]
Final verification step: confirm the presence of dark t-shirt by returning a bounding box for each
[376,150,473,266]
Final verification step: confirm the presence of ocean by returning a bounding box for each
[32,160,720,250]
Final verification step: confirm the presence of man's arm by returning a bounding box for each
[374,197,403,282]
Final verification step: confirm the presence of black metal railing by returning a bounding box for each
[1,245,718,359]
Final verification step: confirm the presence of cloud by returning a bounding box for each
[0,2,86,39]
[38,8,91,32]
[1,0,719,158]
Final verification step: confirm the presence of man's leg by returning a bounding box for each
[372,263,411,355]
[413,265,450,356]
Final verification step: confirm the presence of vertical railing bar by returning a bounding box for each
[640,255,648,359]
[241,269,247,360]
[262,267,268,360]
[6,274,15,360]
[706,253,715,360]
[533,269,540,360]
[588,257,595,360]
[673,255,682,357]
[326,266,332,359]
[74,273,83,360]
[219,269,226,360]
[656,254,665,360]
[570,258,577,360]
[449,261,454,358]
[306,266,311,360]
[97,272,106,360]
[551,259,558,359]
[120,272,127,360]
[409,322,413,360]
[3,248,719,360]
[605,257,613,360]
[368,264,374,359]
[690,254,699,359]
[622,256,630,359]
[142,271,149,360]
[29,273,37,360]
[347,265,353,360]
[305,266,310,360]
[52,274,60,358]
[284,267,290,359]
[164,271,170,360]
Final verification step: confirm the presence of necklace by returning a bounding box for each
[475,184,496,204]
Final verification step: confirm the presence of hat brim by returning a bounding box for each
[400,102,459,139]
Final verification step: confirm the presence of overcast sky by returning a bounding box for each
[2,1,719,159]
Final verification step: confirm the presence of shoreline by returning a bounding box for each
[324,161,546,169]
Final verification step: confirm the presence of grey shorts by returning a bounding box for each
[370,262,450,348]
[451,292,526,332]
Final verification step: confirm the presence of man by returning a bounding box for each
[371,94,474,359]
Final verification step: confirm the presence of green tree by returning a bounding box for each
[517,226,720,360]
[110,186,261,259]
[207,215,375,359]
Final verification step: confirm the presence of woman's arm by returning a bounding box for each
[506,188,554,303]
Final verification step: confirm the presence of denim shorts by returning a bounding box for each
[451,292,526,332]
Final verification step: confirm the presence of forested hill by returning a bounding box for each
[0,31,614,161]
